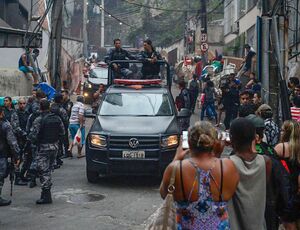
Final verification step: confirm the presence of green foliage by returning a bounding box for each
[123,0,224,47]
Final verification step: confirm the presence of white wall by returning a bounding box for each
[238,6,260,34]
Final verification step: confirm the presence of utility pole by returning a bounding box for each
[100,0,104,47]
[83,0,88,56]
[49,0,63,90]
[200,0,208,65]
[268,0,291,121]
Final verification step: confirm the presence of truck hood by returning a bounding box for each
[90,115,178,135]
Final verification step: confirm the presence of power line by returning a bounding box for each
[92,0,135,27]
[120,0,224,14]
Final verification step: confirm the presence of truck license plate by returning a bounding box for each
[122,151,145,159]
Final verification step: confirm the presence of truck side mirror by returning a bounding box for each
[85,108,96,118]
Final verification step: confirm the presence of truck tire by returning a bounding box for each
[86,168,98,183]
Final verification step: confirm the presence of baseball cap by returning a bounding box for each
[245,114,265,128]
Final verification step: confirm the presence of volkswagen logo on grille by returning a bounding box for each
[129,138,139,149]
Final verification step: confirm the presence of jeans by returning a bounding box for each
[201,102,217,122]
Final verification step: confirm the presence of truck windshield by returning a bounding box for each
[99,93,173,116]
[90,68,108,79]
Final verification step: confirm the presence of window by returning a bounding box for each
[247,0,258,11]
[0,33,6,46]
[7,34,23,47]
[100,93,173,116]
[239,0,246,18]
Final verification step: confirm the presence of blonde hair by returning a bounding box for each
[188,121,217,152]
[281,120,300,164]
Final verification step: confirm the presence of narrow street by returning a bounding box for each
[0,87,201,230]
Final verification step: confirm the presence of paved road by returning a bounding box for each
[0,86,229,230]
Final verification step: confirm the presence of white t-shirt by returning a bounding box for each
[69,102,85,125]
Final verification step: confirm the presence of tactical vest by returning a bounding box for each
[17,110,29,131]
[39,113,62,144]
[0,121,10,158]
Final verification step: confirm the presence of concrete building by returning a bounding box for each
[0,0,45,96]
[223,0,261,56]
[286,0,300,80]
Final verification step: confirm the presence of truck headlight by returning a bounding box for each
[90,134,107,148]
[161,135,178,148]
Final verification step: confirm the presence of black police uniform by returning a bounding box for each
[28,111,65,204]
[0,119,21,206]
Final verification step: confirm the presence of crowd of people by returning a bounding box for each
[168,57,300,229]
[0,89,87,206]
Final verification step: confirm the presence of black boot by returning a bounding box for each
[29,177,37,188]
[36,189,52,205]
[0,197,11,206]
[14,172,28,186]
[28,170,37,188]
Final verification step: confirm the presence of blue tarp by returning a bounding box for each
[35,83,56,100]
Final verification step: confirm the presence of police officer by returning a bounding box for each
[62,90,73,158]
[11,98,29,185]
[107,38,136,78]
[26,90,45,188]
[0,107,21,206]
[50,93,69,166]
[4,96,15,122]
[28,99,65,204]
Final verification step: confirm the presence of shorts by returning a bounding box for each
[69,124,85,145]
[19,66,34,73]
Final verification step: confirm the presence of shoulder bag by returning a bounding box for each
[146,162,178,230]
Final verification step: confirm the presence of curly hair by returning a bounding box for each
[188,121,217,153]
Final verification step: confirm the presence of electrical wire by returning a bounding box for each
[120,0,224,15]
[26,0,54,47]
[92,0,135,27]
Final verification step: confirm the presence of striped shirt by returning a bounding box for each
[291,107,300,121]
[69,102,85,125]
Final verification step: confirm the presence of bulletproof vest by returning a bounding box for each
[0,121,10,158]
[17,110,29,131]
[111,48,127,60]
[27,112,40,133]
[39,113,61,144]
[111,48,129,69]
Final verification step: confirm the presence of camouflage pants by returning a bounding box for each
[0,158,8,195]
[36,144,58,190]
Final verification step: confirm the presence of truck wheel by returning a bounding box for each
[86,168,98,183]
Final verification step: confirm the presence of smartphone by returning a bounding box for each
[182,131,189,149]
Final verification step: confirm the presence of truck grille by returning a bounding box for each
[109,136,160,150]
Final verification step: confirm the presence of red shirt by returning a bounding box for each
[290,107,300,121]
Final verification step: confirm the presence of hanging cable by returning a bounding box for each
[120,0,224,14]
